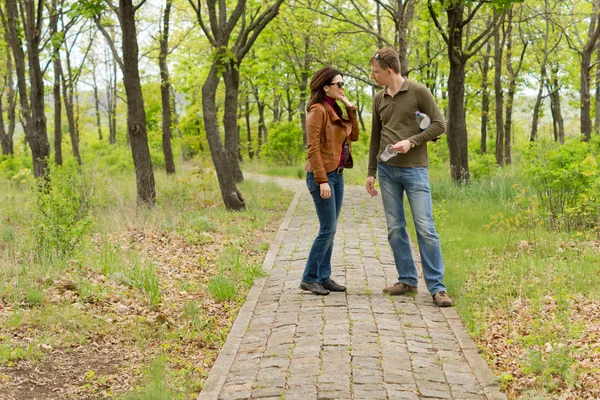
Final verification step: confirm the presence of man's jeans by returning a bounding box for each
[377,162,446,295]
[302,171,344,283]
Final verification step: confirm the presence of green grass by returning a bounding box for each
[0,156,293,398]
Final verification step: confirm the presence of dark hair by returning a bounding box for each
[370,47,401,74]
[307,66,343,110]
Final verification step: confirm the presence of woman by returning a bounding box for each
[300,66,360,295]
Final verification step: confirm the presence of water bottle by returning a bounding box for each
[415,111,439,143]
[415,111,431,130]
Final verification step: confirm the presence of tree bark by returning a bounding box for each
[170,87,185,160]
[159,0,175,174]
[61,55,82,165]
[118,0,156,205]
[549,65,565,144]
[0,42,16,155]
[222,65,244,182]
[244,96,254,159]
[92,70,103,140]
[596,43,600,135]
[202,65,245,210]
[580,0,600,142]
[446,3,469,182]
[2,0,50,177]
[299,36,310,147]
[494,11,504,166]
[480,42,491,154]
[503,8,526,165]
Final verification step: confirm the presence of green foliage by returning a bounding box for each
[263,122,305,166]
[207,275,237,302]
[520,140,599,231]
[33,161,93,259]
[469,152,498,180]
[0,154,33,182]
[123,257,162,308]
[122,358,173,400]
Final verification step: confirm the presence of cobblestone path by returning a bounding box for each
[198,179,506,400]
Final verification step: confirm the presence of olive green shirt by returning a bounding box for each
[368,79,445,178]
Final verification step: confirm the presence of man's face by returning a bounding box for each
[370,62,391,87]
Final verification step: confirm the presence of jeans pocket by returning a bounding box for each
[306,172,320,194]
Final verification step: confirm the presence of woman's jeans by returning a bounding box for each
[302,171,344,283]
[377,162,446,295]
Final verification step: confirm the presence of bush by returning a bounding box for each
[33,160,94,258]
[263,122,305,166]
[469,153,498,180]
[521,139,599,231]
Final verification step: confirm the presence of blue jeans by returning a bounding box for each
[377,162,446,295]
[302,171,344,283]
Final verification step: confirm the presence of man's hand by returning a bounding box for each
[390,139,412,154]
[366,176,378,197]
[320,182,331,199]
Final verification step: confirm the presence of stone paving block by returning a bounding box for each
[352,383,388,399]
[197,184,505,400]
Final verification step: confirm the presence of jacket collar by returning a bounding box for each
[314,102,342,123]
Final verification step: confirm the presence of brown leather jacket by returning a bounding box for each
[304,102,360,183]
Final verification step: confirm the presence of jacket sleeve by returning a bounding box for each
[306,105,328,183]
[409,85,445,147]
[368,93,382,178]
[346,105,360,142]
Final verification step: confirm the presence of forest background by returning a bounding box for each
[0,0,599,399]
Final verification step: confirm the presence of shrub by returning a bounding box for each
[33,160,94,259]
[521,140,599,231]
[263,122,305,166]
[469,153,498,180]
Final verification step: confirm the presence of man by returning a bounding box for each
[366,47,453,307]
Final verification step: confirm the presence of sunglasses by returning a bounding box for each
[373,52,391,68]
[327,81,344,89]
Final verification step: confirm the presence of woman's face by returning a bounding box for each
[323,74,345,100]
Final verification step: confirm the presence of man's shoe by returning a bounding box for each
[433,291,453,307]
[300,281,330,296]
[321,279,346,292]
[383,282,417,296]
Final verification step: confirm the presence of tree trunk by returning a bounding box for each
[105,36,117,145]
[92,71,103,140]
[581,50,593,141]
[286,88,293,122]
[596,42,600,135]
[445,4,469,182]
[49,0,62,165]
[299,36,310,147]
[549,65,565,144]
[581,0,600,142]
[159,0,175,174]
[222,64,243,182]
[493,13,504,166]
[202,64,245,210]
[245,96,253,159]
[119,0,156,205]
[273,91,280,122]
[447,60,469,182]
[62,57,82,165]
[53,57,62,165]
[480,42,491,154]
[0,44,15,155]
[4,0,50,178]
[171,87,185,160]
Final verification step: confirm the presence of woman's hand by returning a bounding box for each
[338,94,354,108]
[320,182,332,199]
